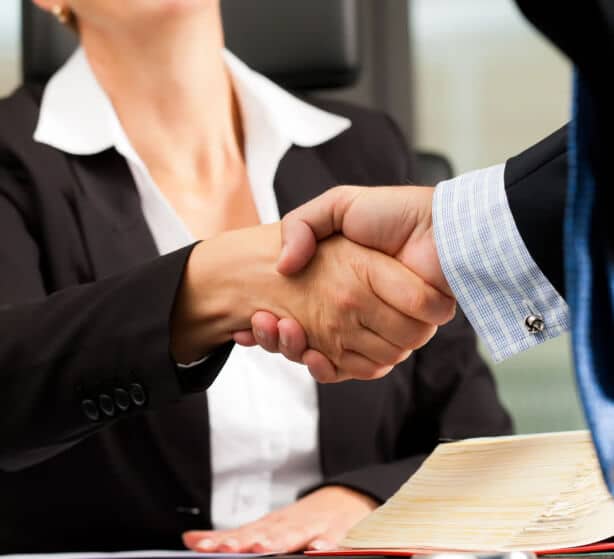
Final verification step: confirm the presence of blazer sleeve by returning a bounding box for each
[0,166,232,471]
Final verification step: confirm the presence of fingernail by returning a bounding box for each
[254,328,268,344]
[196,539,215,551]
[279,329,289,348]
[220,538,240,551]
[310,540,335,551]
[253,537,273,551]
[278,243,289,264]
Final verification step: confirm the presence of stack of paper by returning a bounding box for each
[335,431,614,553]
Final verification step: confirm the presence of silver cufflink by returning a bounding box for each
[525,314,545,334]
[523,301,545,334]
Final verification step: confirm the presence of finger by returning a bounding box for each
[216,528,267,553]
[264,526,322,554]
[184,526,275,554]
[337,350,394,381]
[277,186,360,275]
[251,535,278,553]
[308,525,349,552]
[367,252,456,326]
[251,310,281,353]
[359,301,437,351]
[182,531,223,552]
[217,536,244,553]
[304,348,392,383]
[233,329,257,346]
[302,349,343,383]
[342,328,410,366]
[219,521,314,554]
[278,317,308,362]
[183,530,251,553]
[308,538,337,551]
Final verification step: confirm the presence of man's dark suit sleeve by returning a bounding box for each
[505,125,568,296]
[0,166,232,471]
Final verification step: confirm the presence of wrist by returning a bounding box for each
[426,186,453,297]
[171,224,286,363]
[425,220,452,297]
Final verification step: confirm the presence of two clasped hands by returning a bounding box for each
[234,184,456,382]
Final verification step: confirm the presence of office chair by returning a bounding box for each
[20,0,452,185]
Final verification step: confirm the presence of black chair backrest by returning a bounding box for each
[21,0,361,90]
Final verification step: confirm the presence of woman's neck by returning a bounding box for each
[79,6,243,187]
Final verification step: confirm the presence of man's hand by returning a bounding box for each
[278,186,449,295]
[234,186,454,380]
[182,486,377,553]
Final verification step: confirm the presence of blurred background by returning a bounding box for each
[410,0,582,434]
[0,0,584,433]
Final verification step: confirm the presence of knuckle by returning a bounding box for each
[414,325,438,348]
[357,364,394,381]
[442,299,458,324]
[391,346,412,365]
[333,184,354,198]
[404,324,437,349]
[318,323,344,364]
[283,529,306,546]
[375,364,395,379]
[336,289,360,313]
[341,357,384,381]
[396,348,413,363]
[406,284,427,315]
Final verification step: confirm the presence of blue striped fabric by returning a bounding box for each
[432,163,569,362]
[566,72,614,493]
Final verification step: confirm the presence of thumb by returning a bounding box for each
[276,186,360,275]
[277,218,318,275]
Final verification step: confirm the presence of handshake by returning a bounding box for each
[232,185,456,383]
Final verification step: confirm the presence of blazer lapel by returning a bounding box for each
[68,150,159,278]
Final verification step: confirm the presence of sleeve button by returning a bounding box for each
[129,383,147,407]
[81,399,100,422]
[114,388,131,411]
[99,394,115,417]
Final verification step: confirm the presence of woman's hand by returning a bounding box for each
[182,486,378,553]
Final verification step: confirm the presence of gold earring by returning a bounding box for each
[51,4,71,25]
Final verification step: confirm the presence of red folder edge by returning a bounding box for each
[306,542,614,556]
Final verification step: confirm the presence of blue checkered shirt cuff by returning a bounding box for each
[432,163,569,362]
